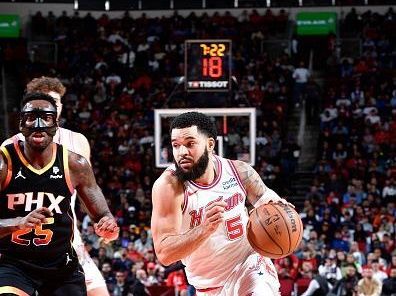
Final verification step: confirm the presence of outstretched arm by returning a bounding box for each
[151,172,227,266]
[231,160,291,207]
[69,152,119,241]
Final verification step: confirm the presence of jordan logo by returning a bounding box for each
[15,168,26,180]
[65,253,72,265]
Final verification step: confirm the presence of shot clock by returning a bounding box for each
[185,40,232,92]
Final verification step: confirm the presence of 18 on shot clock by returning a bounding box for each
[185,39,232,92]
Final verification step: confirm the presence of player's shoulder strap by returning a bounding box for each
[60,143,74,194]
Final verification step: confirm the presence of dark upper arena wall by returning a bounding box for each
[0,2,392,27]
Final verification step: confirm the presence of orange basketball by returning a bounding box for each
[246,203,303,259]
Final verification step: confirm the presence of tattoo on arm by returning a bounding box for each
[233,160,267,205]
[69,153,113,222]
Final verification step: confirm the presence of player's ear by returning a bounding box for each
[207,137,215,152]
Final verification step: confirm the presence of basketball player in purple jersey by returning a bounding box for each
[2,77,110,296]
[0,92,118,295]
[152,112,293,295]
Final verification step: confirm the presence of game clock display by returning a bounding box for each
[185,40,232,92]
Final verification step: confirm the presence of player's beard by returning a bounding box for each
[174,148,209,182]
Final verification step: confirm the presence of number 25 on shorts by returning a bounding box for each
[11,217,54,246]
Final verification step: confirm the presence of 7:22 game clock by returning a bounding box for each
[185,40,232,92]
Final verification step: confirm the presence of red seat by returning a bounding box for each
[295,277,311,295]
[279,278,294,296]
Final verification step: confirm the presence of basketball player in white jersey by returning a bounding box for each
[151,112,293,295]
[1,77,110,296]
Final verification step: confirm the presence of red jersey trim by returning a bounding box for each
[196,286,223,292]
[182,186,189,214]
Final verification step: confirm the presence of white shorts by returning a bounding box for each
[74,240,107,291]
[196,254,280,296]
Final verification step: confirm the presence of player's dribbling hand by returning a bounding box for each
[18,207,53,229]
[202,201,227,234]
[262,196,295,208]
[94,216,119,243]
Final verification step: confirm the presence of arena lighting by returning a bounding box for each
[266,0,271,7]
[105,0,109,10]
[74,0,78,10]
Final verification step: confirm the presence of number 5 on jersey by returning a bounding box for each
[226,215,243,240]
[11,217,54,246]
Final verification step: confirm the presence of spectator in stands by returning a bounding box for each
[83,222,101,250]
[372,259,388,284]
[134,230,153,255]
[300,272,332,296]
[146,262,161,286]
[112,248,134,272]
[345,253,363,275]
[101,262,116,293]
[113,271,131,296]
[357,266,382,296]
[387,255,396,276]
[166,269,188,296]
[97,246,111,269]
[292,61,310,108]
[126,241,144,263]
[331,263,360,296]
[331,231,350,253]
[296,261,314,295]
[381,267,396,296]
[274,254,299,280]
[131,269,150,296]
[318,254,343,285]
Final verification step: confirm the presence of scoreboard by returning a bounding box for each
[185,40,232,92]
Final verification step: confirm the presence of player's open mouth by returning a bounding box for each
[32,133,45,144]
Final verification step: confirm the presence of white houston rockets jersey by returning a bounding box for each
[169,155,254,289]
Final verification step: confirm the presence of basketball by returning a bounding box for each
[247,203,303,259]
